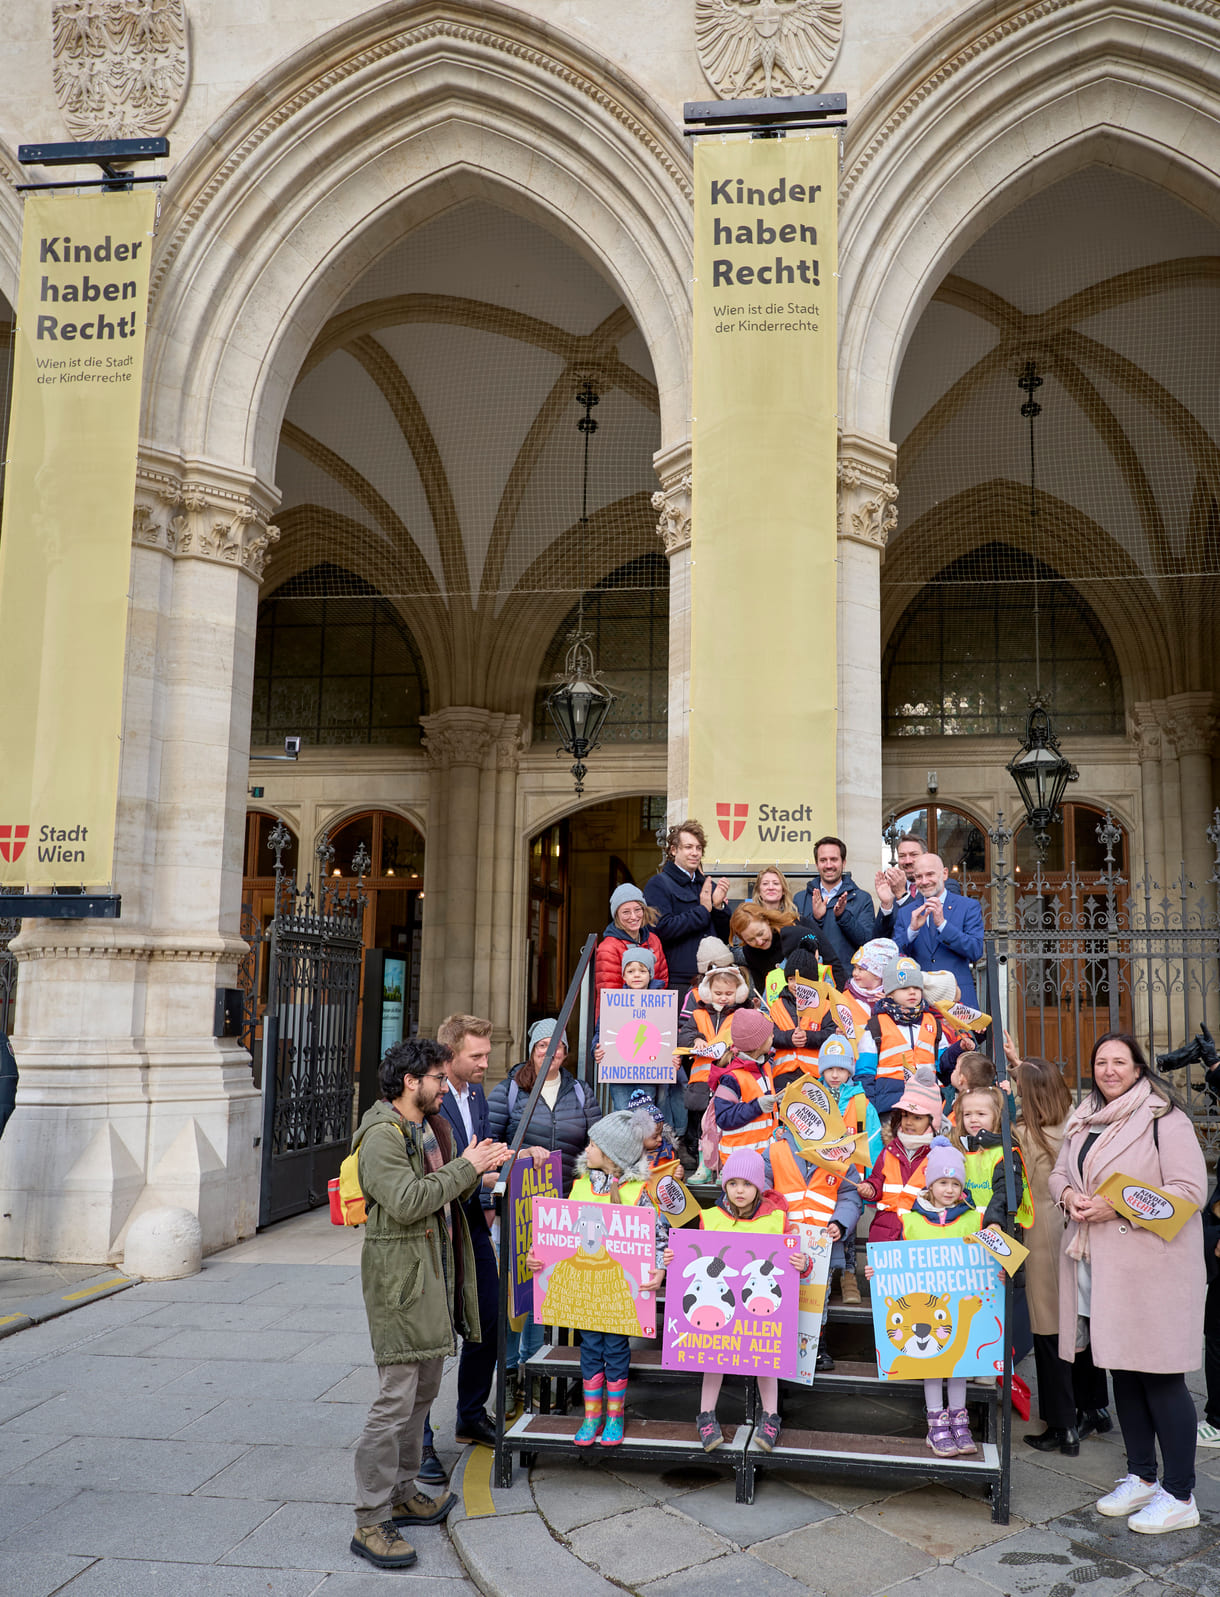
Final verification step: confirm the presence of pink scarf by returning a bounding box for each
[1062,1077,1156,1260]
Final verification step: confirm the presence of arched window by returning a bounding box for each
[884,545,1123,738]
[533,554,669,744]
[242,811,300,880]
[252,564,428,748]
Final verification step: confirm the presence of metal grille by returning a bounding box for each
[966,809,1220,1157]
[0,920,17,1038]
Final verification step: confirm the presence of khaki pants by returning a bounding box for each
[353,1356,443,1526]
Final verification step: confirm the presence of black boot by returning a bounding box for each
[1077,1407,1113,1438]
[1024,1427,1080,1456]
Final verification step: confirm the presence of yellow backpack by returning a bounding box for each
[328,1122,406,1226]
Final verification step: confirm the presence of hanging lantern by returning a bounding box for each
[1007,696,1076,857]
[545,624,615,797]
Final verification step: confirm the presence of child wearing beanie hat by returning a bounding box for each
[767,946,841,1090]
[677,945,752,1182]
[855,1065,944,1244]
[856,957,950,1116]
[530,1108,666,1450]
[659,1143,808,1454]
[709,1009,779,1176]
[626,1087,678,1169]
[815,1035,882,1306]
[864,1136,981,1458]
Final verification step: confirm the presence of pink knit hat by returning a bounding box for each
[730,1008,773,1055]
[894,1065,942,1120]
[720,1149,766,1191]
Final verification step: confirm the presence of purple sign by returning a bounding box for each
[507,1152,562,1318]
[662,1229,800,1377]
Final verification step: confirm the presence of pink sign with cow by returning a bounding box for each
[661,1230,800,1377]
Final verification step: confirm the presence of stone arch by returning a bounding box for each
[840,0,1220,441]
[524,786,667,841]
[315,803,428,856]
[144,0,692,490]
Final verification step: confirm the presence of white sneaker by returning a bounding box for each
[1127,1486,1200,1534]
[1096,1474,1158,1517]
[1197,1420,1220,1447]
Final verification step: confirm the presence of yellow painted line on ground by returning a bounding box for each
[462,1444,496,1519]
[62,1276,130,1302]
[0,1313,29,1325]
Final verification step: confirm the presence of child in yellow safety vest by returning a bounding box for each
[856,957,949,1116]
[949,1087,1033,1235]
[660,1149,809,1455]
[864,1136,982,1458]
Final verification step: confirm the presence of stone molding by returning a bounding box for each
[422,708,522,771]
[151,6,692,306]
[652,472,692,556]
[838,435,899,551]
[1165,693,1218,759]
[134,462,280,581]
[1131,703,1164,764]
[695,0,843,100]
[52,0,189,142]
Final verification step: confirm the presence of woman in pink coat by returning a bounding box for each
[1049,1032,1208,1535]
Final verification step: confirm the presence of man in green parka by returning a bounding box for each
[350,1036,510,1570]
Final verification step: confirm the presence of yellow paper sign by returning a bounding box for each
[642,1161,701,1228]
[806,1131,869,1176]
[936,1000,992,1034]
[1097,1173,1199,1241]
[0,189,157,885]
[786,974,837,1017]
[779,1077,847,1151]
[969,1226,1030,1277]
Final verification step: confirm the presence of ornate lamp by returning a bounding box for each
[544,379,616,796]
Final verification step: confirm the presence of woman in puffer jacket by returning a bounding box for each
[594,884,668,999]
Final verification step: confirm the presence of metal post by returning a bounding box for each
[986,938,1013,1525]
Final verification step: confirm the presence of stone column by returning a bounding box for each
[0,456,278,1262]
[1166,693,1217,908]
[652,442,691,825]
[1131,703,1166,892]
[837,433,898,877]
[489,720,524,1072]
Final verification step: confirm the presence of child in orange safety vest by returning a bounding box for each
[678,938,751,1182]
[856,956,949,1116]
[855,1064,942,1243]
[711,1008,780,1167]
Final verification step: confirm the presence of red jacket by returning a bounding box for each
[594,926,668,998]
[862,1137,932,1243]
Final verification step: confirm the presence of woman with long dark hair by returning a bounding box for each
[1049,1032,1208,1533]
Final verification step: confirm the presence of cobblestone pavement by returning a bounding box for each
[2,1209,1217,1597]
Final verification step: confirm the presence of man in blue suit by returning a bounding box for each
[890,853,985,1007]
[418,1014,501,1483]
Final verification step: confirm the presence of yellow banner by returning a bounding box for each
[689,135,838,865]
[0,190,155,886]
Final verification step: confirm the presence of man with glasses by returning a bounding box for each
[350,1037,510,1570]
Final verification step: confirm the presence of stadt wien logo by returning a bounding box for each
[0,825,29,863]
[716,802,749,842]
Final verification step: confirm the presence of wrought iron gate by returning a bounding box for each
[960,808,1220,1158]
[242,822,368,1227]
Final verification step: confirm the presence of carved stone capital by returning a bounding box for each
[495,717,526,772]
[1165,693,1218,760]
[421,708,498,770]
[837,434,899,551]
[651,440,693,557]
[134,460,280,581]
[53,0,189,141]
[1130,702,1164,764]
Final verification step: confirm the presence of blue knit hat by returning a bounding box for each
[527,1017,563,1055]
[621,944,656,978]
[610,883,647,917]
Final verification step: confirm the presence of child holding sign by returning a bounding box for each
[866,1137,981,1456]
[527,1110,665,1448]
[662,1150,808,1454]
[951,1087,1031,1234]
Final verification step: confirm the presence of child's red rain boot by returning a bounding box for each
[601,1379,629,1446]
[574,1374,605,1446]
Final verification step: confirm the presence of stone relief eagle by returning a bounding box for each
[695,0,843,99]
[52,0,189,140]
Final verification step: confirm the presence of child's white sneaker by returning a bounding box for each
[1096,1475,1158,1517]
[1127,1486,1199,1534]
[1197,1420,1220,1447]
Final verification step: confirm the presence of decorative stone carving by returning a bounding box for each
[652,470,692,556]
[1165,694,1218,760]
[1131,703,1164,764]
[421,709,495,770]
[133,465,280,580]
[52,0,189,141]
[696,0,843,99]
[837,439,899,551]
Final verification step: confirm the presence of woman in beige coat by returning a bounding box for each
[1014,1057,1110,1456]
[1049,1032,1208,1534]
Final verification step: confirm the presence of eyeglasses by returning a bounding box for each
[418,1073,448,1086]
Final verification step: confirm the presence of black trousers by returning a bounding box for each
[1032,1334,1109,1429]
[1111,1367,1197,1501]
[456,1219,501,1430]
[1205,1270,1220,1428]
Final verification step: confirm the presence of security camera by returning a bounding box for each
[284,736,301,757]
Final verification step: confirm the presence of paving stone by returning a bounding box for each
[0,1354,193,1397]
[0,1427,75,1478]
[143,1329,326,1362]
[1017,1435,1134,1491]
[0,1548,95,1597]
[236,1269,362,1306]
[315,1368,379,1404]
[313,1573,477,1594]
[956,1524,1146,1596]
[291,1334,376,1366]
[879,1566,1021,1597]
[221,1499,465,1576]
[10,1435,248,1495]
[532,1460,654,1533]
[0,1385,55,1424]
[642,1550,811,1596]
[0,1481,83,1541]
[453,1512,621,1596]
[259,1306,373,1336]
[854,1483,1028,1559]
[566,1505,726,1584]
[4,1388,224,1440]
[1159,1553,1220,1596]
[670,1474,833,1547]
[1008,1456,1101,1524]
[752,1514,934,1597]
[196,1444,361,1502]
[3,1488,278,1563]
[123,1268,294,1304]
[133,1301,293,1331]
[61,1324,178,1358]
[162,1358,361,1402]
[179,1396,367,1447]
[1042,1505,1220,1578]
[778,1474,890,1510]
[37,1560,326,1597]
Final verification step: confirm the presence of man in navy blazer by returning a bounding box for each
[419,1014,501,1481]
[890,853,985,1007]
